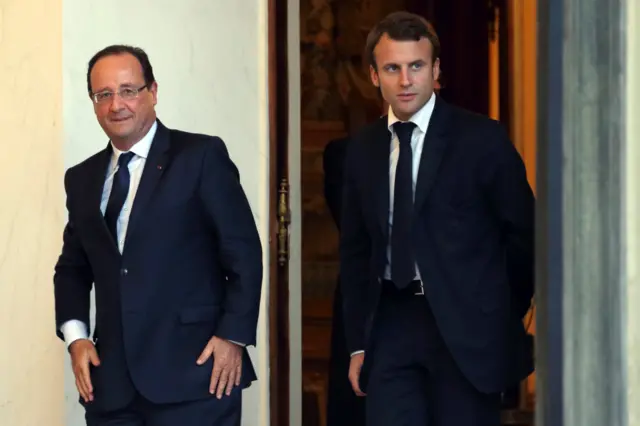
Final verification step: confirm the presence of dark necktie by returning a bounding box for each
[104,152,135,242]
[391,121,417,288]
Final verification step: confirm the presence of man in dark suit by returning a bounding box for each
[53,45,263,426]
[340,12,534,426]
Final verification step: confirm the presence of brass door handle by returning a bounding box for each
[276,178,290,266]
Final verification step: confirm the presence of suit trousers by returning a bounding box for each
[85,388,241,426]
[364,283,501,426]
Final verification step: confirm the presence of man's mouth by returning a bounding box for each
[397,93,416,101]
[110,117,132,122]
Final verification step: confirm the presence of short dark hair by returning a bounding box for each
[86,45,155,94]
[365,11,440,71]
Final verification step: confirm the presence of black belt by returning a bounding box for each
[381,279,424,296]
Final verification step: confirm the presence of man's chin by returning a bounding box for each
[106,123,133,137]
[392,106,418,121]
[106,129,134,143]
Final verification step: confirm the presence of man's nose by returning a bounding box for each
[400,68,411,87]
[109,94,125,111]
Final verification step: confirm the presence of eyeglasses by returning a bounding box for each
[92,84,149,104]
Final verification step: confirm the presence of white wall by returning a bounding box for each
[62,1,270,425]
[287,0,302,423]
[0,0,65,425]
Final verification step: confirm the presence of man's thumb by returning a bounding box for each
[89,349,101,366]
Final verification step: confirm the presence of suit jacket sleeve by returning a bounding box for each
[481,124,535,319]
[53,168,94,341]
[198,137,263,346]
[339,139,372,353]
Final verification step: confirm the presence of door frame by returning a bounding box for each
[268,0,290,424]
[269,0,302,424]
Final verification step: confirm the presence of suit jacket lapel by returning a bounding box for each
[86,144,121,254]
[371,118,392,236]
[125,120,171,243]
[414,96,452,213]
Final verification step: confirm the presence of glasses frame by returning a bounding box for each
[91,83,149,104]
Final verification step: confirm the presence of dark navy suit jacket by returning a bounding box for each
[54,120,263,412]
[340,97,535,394]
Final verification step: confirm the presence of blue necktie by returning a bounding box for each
[104,152,135,242]
[391,121,416,288]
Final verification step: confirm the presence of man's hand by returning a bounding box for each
[349,352,366,396]
[69,339,101,403]
[197,336,243,399]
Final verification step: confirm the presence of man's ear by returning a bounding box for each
[149,81,159,106]
[432,58,441,83]
[370,65,380,88]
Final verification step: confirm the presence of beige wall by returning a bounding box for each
[0,0,65,425]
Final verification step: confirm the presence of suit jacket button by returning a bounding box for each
[121,268,128,276]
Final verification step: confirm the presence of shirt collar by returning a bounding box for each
[109,120,158,167]
[387,91,436,135]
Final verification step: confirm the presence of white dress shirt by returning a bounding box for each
[384,92,436,281]
[351,93,436,357]
[60,121,158,347]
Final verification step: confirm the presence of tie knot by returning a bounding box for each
[393,121,416,145]
[117,152,135,168]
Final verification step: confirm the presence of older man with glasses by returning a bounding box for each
[53,44,263,426]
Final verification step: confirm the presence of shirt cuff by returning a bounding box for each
[351,350,365,356]
[228,340,246,347]
[60,320,89,348]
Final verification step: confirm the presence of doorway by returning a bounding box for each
[268,1,539,425]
